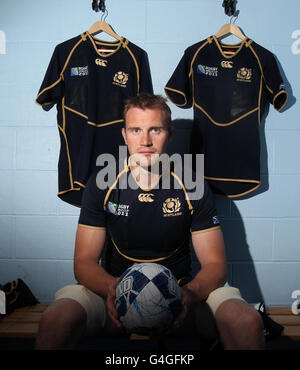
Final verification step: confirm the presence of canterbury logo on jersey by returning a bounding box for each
[221,61,233,69]
[138,193,154,202]
[237,67,252,82]
[113,71,129,88]
[162,198,182,217]
[95,58,108,67]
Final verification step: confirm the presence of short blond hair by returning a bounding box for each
[123,93,172,133]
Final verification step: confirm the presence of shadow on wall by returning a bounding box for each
[167,118,264,303]
[275,55,296,114]
[218,199,264,303]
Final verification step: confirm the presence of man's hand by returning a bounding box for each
[106,277,123,328]
[173,285,199,328]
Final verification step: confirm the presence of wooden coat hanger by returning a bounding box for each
[88,20,122,41]
[88,4,122,43]
[214,22,246,41]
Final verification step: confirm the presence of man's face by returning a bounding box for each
[122,107,171,168]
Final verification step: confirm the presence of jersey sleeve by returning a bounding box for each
[139,50,153,94]
[190,181,221,234]
[35,45,64,111]
[164,50,193,108]
[263,52,288,111]
[78,171,107,230]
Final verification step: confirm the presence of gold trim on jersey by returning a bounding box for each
[248,42,285,105]
[64,104,124,127]
[58,187,81,195]
[62,96,67,131]
[258,75,263,125]
[188,38,259,127]
[164,40,209,108]
[189,40,210,77]
[194,101,259,126]
[248,42,280,111]
[111,238,182,263]
[64,105,88,119]
[103,166,130,211]
[36,37,83,104]
[36,78,62,104]
[219,183,261,198]
[191,226,221,235]
[58,108,73,189]
[62,38,85,78]
[57,98,89,196]
[164,87,187,107]
[36,34,129,202]
[243,43,288,112]
[123,44,140,93]
[78,224,106,231]
[102,159,194,213]
[248,43,266,85]
[36,37,85,197]
[87,119,124,128]
[74,181,86,188]
[273,90,288,112]
[205,176,260,184]
[170,171,194,215]
[212,36,248,60]
[204,176,261,198]
[36,38,84,106]
[86,31,124,58]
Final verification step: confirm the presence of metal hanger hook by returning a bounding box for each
[101,8,108,22]
[230,10,239,24]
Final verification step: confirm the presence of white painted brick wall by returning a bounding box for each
[0,0,299,306]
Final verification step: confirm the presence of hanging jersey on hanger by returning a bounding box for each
[36,32,153,207]
[165,36,288,198]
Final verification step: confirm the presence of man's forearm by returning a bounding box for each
[185,262,227,302]
[74,259,118,298]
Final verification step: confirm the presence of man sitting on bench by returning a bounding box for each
[35,94,264,350]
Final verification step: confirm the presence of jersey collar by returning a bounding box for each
[83,31,126,58]
[210,35,252,59]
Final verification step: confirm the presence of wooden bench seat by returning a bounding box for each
[0,304,48,339]
[0,304,299,341]
[267,306,300,341]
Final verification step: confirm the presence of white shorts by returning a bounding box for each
[206,286,245,314]
[55,284,245,335]
[55,284,107,335]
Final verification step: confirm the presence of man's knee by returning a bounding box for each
[39,298,86,333]
[40,298,87,330]
[212,298,265,349]
[237,303,264,334]
[35,298,87,349]
[214,297,263,333]
[206,286,264,335]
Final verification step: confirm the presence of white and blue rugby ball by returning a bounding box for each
[115,262,182,334]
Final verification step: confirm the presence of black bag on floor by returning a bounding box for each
[0,278,39,315]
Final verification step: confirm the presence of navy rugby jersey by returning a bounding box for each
[165,36,288,198]
[78,161,220,280]
[36,32,153,207]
